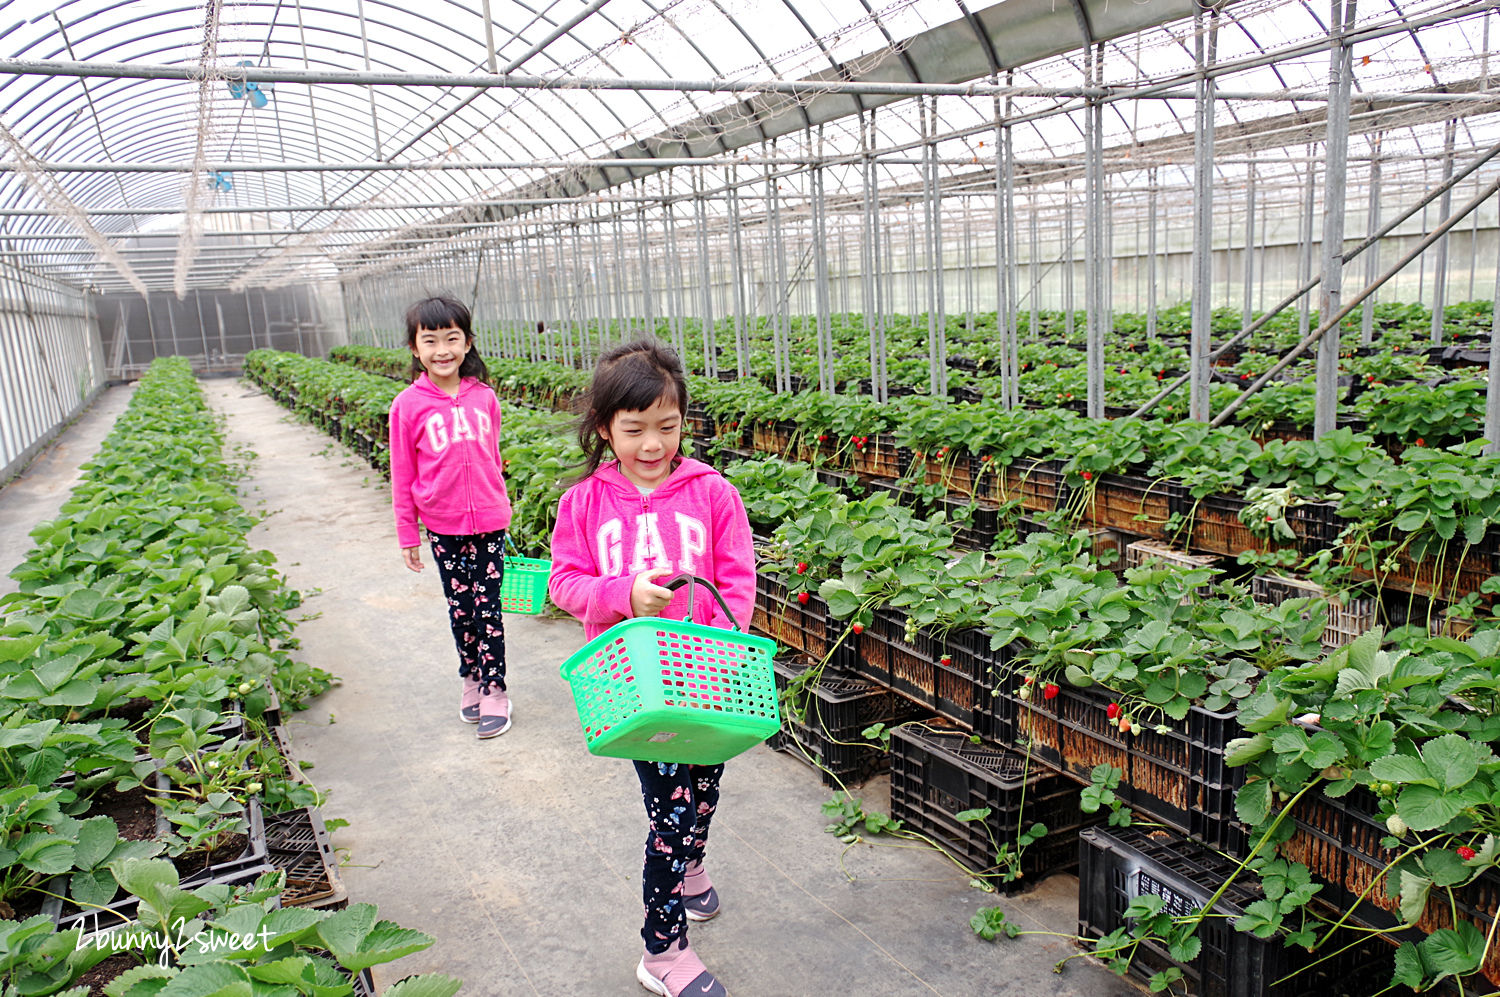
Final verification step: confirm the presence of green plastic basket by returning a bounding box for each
[499,534,550,615]
[559,575,779,765]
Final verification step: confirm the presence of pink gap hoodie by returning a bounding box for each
[389,374,512,549]
[549,457,756,641]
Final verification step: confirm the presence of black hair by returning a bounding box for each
[575,338,688,481]
[405,295,489,383]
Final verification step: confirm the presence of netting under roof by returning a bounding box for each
[0,0,1494,296]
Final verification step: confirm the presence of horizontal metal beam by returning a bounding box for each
[0,56,1071,98]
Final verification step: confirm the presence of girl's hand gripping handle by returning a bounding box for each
[661,573,746,631]
[630,568,674,617]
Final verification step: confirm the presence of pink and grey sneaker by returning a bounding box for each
[476,687,511,739]
[459,674,482,724]
[682,862,720,922]
[636,937,726,997]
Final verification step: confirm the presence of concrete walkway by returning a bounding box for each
[1,376,1145,997]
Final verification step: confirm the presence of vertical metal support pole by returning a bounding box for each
[1243,161,1256,333]
[767,157,786,392]
[694,174,715,378]
[1431,119,1457,344]
[1316,0,1355,438]
[1085,42,1106,419]
[664,188,685,360]
[862,111,887,403]
[927,97,947,399]
[1029,205,1040,341]
[993,86,1008,407]
[1064,186,1075,341]
[812,128,833,394]
[1189,12,1217,421]
[1298,149,1317,342]
[728,172,747,378]
[638,185,654,338]
[1486,237,1500,454]
[1147,167,1158,339]
[1000,74,1019,407]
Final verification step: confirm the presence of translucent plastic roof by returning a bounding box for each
[0,0,1494,293]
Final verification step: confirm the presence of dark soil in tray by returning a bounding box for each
[78,952,141,996]
[87,785,157,842]
[171,831,249,880]
[95,697,154,733]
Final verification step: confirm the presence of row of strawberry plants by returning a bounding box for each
[0,358,457,997]
[333,346,1500,613]
[350,298,1496,439]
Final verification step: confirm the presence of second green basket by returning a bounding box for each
[499,535,550,615]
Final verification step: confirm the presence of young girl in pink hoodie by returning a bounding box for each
[389,295,514,739]
[549,339,754,997]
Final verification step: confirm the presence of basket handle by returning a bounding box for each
[503,532,522,557]
[661,573,744,632]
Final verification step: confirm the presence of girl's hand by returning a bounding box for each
[630,568,674,617]
[402,546,423,572]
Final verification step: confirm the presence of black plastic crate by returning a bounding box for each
[889,721,1090,891]
[850,610,994,731]
[770,657,923,787]
[1088,473,1184,540]
[997,673,1247,855]
[752,574,858,668]
[266,805,348,909]
[1078,825,1413,997]
[942,496,1004,551]
[1282,784,1500,989]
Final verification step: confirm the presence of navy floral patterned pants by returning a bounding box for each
[635,760,724,954]
[428,529,507,693]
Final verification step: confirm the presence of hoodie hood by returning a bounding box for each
[588,456,716,500]
[548,456,756,641]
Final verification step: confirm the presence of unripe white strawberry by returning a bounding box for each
[1386,814,1408,837]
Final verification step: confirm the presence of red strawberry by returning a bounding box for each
[940,655,952,666]
[797,592,809,605]
[1416,438,1425,447]
[796,562,808,574]
[1043,683,1059,700]
[1107,702,1120,719]
[1459,845,1477,861]
[817,434,827,442]
[851,623,864,635]
[1119,718,1132,734]
[980,455,991,462]
[1081,471,1093,481]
